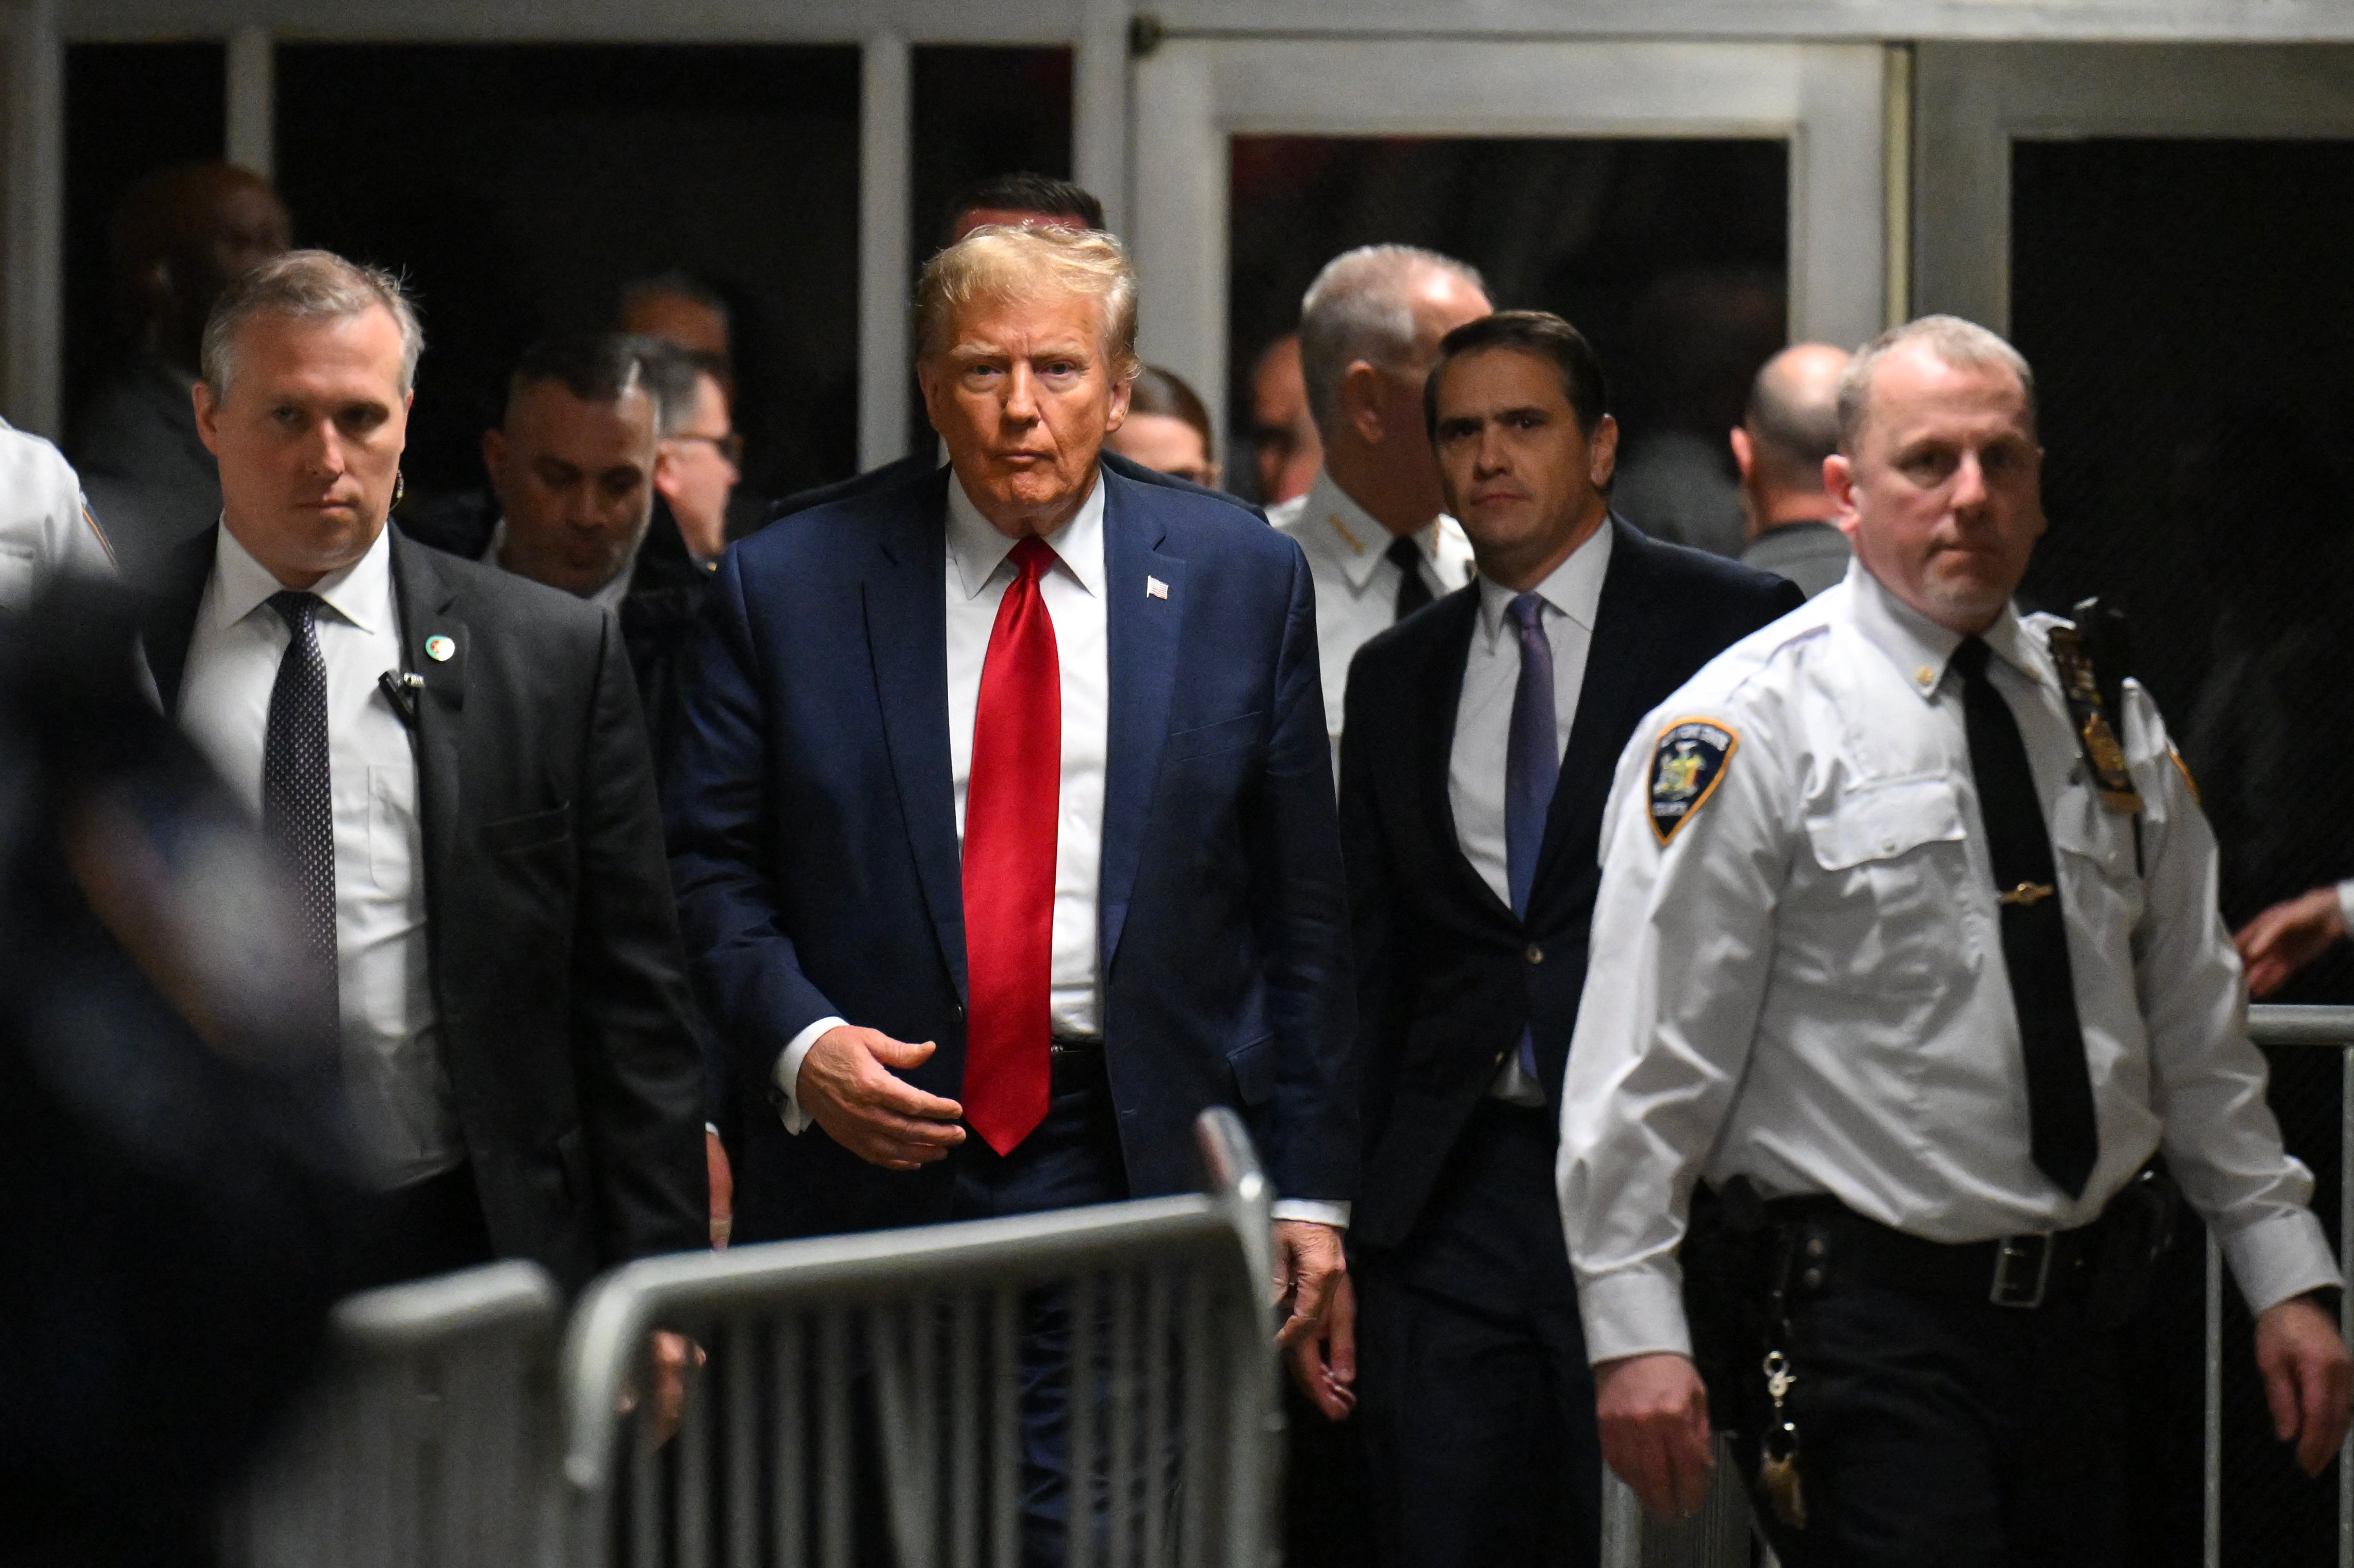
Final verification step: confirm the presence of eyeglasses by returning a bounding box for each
[669,431,745,467]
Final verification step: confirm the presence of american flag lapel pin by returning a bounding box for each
[1146,575,1168,600]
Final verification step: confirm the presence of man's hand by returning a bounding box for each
[1272,1220,1346,1351]
[797,1025,966,1170]
[1285,1270,1358,1420]
[2256,1293,2353,1475]
[706,1129,734,1249]
[2235,887,2347,999]
[1595,1352,1715,1520]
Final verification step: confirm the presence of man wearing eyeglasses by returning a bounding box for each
[651,348,741,567]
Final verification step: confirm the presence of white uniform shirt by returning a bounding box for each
[1450,520,1613,1102]
[0,420,113,611]
[178,523,462,1189]
[1558,558,2339,1364]
[1272,468,1476,781]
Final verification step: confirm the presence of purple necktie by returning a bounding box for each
[1505,593,1557,1079]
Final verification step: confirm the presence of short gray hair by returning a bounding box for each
[1297,244,1486,438]
[201,249,424,397]
[1836,314,2035,452]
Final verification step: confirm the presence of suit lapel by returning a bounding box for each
[862,474,970,1002]
[390,531,468,906]
[1416,588,1517,926]
[1099,468,1184,970]
[1532,517,1660,906]
[140,528,223,716]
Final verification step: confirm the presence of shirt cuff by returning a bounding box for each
[773,1016,847,1135]
[1575,1264,1695,1365]
[2336,879,2354,937]
[2218,1206,2342,1318]
[1271,1200,1350,1229]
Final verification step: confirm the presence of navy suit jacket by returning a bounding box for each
[1341,517,1803,1251]
[667,461,1355,1239]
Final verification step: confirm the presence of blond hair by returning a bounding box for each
[201,249,424,397]
[913,223,1140,383]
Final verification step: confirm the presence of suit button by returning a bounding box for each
[1526,943,1544,965]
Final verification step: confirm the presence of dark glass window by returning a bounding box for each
[1229,136,1788,527]
[274,44,861,505]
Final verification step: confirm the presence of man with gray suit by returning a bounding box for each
[1734,342,1854,599]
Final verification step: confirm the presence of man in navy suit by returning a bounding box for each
[1337,313,1803,1565]
[666,223,1355,1554]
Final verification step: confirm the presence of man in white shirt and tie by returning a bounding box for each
[1271,245,1492,778]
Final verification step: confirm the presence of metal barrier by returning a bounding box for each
[1596,1003,2354,1568]
[559,1106,1281,1568]
[221,1258,564,1568]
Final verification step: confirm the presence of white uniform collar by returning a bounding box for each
[1843,554,2048,701]
[210,515,393,635]
[1295,468,1461,592]
[1473,514,1614,648]
[945,462,1107,601]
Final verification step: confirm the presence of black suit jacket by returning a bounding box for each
[141,525,707,1291]
[1340,517,1803,1250]
[769,449,1269,525]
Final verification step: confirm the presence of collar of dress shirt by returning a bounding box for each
[1297,468,1453,593]
[482,515,637,613]
[945,461,1107,601]
[1844,556,2046,701]
[1472,512,1614,649]
[210,514,393,635]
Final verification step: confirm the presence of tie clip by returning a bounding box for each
[1997,881,2055,907]
[378,669,424,726]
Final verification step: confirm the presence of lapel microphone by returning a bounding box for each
[377,669,425,727]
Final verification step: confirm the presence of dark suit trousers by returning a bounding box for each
[1356,1101,1601,1568]
[355,1163,497,1289]
[950,1047,1130,1568]
[1736,1284,2127,1568]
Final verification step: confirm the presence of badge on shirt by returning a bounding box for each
[1649,718,1739,844]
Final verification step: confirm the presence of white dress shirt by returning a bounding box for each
[0,420,113,612]
[483,515,636,613]
[1558,559,2339,1364]
[1449,521,1614,1103]
[1272,468,1476,781]
[178,524,461,1189]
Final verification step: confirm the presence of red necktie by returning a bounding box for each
[961,535,1061,1155]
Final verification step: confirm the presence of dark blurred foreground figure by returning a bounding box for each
[1341,313,1800,1566]
[142,252,706,1294]
[0,579,362,1566]
[1562,317,2350,1565]
[1733,342,1853,598]
[73,162,291,579]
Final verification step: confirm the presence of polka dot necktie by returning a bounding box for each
[264,591,339,1028]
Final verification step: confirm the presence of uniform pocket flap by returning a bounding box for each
[1805,776,1966,871]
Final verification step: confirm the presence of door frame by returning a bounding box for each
[1130,36,1894,442]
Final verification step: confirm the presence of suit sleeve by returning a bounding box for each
[1240,541,1359,1206]
[663,550,845,1111]
[1338,645,1407,1156]
[570,608,708,1262]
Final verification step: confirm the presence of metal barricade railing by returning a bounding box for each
[221,1257,564,1568]
[559,1106,1281,1568]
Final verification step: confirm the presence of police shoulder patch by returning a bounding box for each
[1648,717,1739,845]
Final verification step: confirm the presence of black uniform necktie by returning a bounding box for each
[1951,636,2099,1198]
[1386,533,1433,623]
[264,591,339,1032]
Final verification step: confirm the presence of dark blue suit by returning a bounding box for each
[665,460,1356,1240]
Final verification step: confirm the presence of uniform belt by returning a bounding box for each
[1764,1195,2103,1311]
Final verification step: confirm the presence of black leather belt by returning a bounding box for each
[1766,1196,2103,1310]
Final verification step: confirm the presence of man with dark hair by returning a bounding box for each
[1342,309,1800,1566]
[73,162,291,577]
[942,170,1104,244]
[1734,342,1854,598]
[617,271,734,367]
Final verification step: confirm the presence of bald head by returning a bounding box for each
[1732,342,1850,535]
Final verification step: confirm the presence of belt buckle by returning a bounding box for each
[1989,1234,2052,1309]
